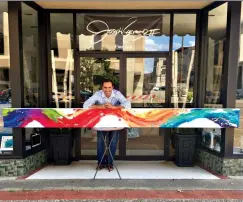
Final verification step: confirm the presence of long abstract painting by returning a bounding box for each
[2,108,240,129]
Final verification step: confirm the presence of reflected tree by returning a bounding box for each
[80,55,120,93]
[80,57,96,93]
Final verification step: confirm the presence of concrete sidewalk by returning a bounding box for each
[1,178,243,191]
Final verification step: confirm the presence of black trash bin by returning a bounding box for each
[174,133,198,167]
[49,128,72,165]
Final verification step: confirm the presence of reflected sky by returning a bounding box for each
[144,35,195,73]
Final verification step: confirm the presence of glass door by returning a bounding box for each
[76,54,122,158]
[75,52,171,160]
[124,53,170,160]
[126,56,168,108]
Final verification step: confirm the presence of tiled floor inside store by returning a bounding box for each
[26,161,219,180]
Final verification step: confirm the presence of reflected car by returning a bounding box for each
[150,86,165,105]
[205,91,221,104]
[152,86,166,91]
[80,90,92,103]
[0,88,11,103]
[236,92,242,99]
[0,88,39,105]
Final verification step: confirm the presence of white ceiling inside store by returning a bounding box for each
[35,1,212,10]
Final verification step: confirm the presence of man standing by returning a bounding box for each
[83,79,131,171]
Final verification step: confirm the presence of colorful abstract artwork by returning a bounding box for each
[2,108,240,129]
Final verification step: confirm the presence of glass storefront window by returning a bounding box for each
[234,2,243,155]
[50,14,74,108]
[22,3,39,108]
[126,57,167,108]
[77,14,170,52]
[0,2,12,155]
[205,3,228,108]
[79,57,120,106]
[172,14,196,108]
[202,3,228,153]
[22,3,41,151]
[125,57,165,155]
[126,128,164,156]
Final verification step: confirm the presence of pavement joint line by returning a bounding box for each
[1,188,243,191]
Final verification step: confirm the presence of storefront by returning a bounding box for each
[0,1,242,177]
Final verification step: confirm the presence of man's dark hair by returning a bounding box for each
[102,79,114,86]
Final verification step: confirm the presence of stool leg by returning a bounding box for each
[93,133,108,179]
[108,134,121,180]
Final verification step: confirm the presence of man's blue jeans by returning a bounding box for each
[97,130,119,166]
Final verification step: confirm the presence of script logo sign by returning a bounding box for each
[86,17,160,45]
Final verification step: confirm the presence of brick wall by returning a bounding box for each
[0,150,47,177]
[198,150,243,176]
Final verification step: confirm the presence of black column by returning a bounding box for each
[38,9,48,107]
[8,2,25,157]
[222,1,241,157]
[197,9,208,108]
[167,13,173,108]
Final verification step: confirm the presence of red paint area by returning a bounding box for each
[19,108,181,128]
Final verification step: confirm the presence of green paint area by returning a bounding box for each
[2,109,15,117]
[42,109,64,122]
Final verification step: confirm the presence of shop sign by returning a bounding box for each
[86,19,160,43]
[85,17,161,49]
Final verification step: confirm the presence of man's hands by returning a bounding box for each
[90,103,124,109]
[104,102,114,109]
[90,103,114,109]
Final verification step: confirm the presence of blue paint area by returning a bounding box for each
[160,109,240,128]
[3,109,30,127]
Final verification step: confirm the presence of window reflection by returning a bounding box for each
[201,4,228,154]
[77,14,170,52]
[0,2,12,155]
[125,57,165,156]
[79,57,120,105]
[126,57,167,108]
[50,14,74,108]
[172,14,196,108]
[22,3,42,151]
[22,3,39,108]
[205,4,228,107]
